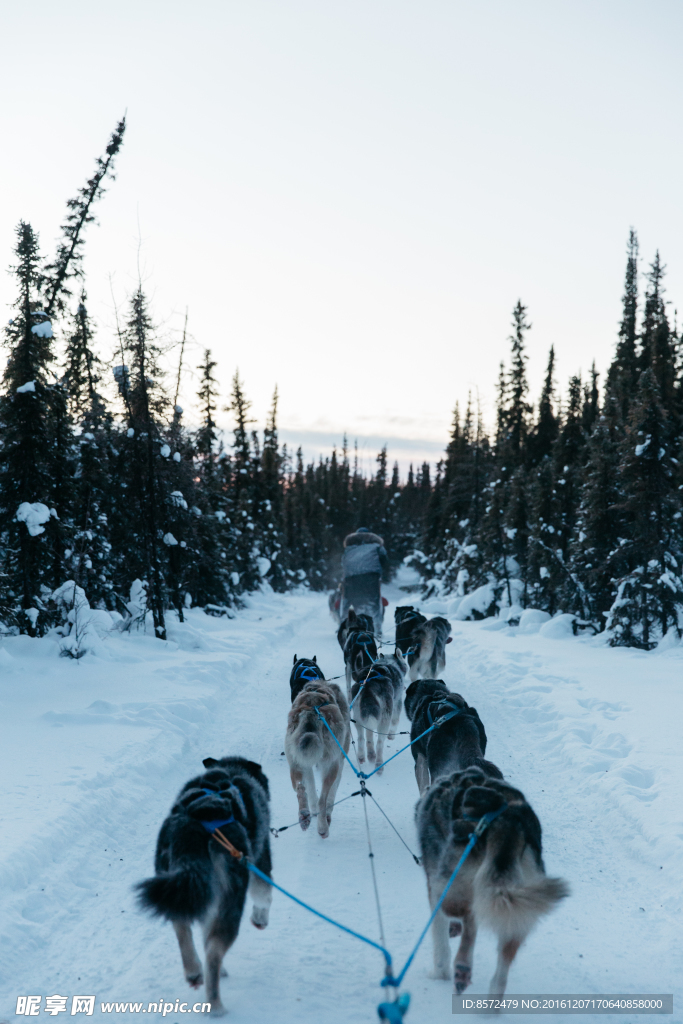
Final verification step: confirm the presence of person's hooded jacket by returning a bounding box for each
[341,530,389,579]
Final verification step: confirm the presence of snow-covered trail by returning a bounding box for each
[1,583,680,1024]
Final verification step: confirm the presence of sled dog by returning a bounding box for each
[285,680,351,837]
[337,608,378,693]
[394,605,427,655]
[404,679,502,793]
[290,654,326,703]
[416,767,569,998]
[337,607,375,650]
[136,756,272,1017]
[407,616,452,681]
[350,650,406,769]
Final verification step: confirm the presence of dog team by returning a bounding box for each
[136,601,568,1016]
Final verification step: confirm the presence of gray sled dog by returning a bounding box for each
[136,756,273,1017]
[337,608,378,695]
[394,605,427,656]
[407,616,452,681]
[285,680,351,837]
[404,679,503,794]
[350,650,406,769]
[416,767,569,998]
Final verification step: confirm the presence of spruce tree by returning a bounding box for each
[606,229,640,422]
[112,287,169,638]
[0,224,58,633]
[640,252,677,415]
[503,300,532,467]
[257,387,289,590]
[528,347,558,466]
[606,369,683,646]
[43,118,126,317]
[568,392,622,622]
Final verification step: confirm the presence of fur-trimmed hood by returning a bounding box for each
[344,531,384,548]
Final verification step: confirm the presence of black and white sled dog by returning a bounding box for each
[136,757,272,1017]
[290,654,326,702]
[394,605,427,656]
[406,616,452,681]
[285,678,351,837]
[404,679,503,794]
[350,649,406,769]
[337,608,378,694]
[416,767,569,998]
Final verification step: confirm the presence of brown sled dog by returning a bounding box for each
[285,681,350,838]
[416,767,569,997]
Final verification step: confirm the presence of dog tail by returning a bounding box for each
[414,625,435,667]
[474,870,569,936]
[135,860,214,922]
[470,756,505,780]
[359,686,381,729]
[295,711,325,765]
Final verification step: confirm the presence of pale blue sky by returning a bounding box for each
[2,1,683,469]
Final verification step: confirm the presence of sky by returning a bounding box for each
[2,1,683,473]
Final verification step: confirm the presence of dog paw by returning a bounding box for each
[454,963,472,994]
[449,920,462,938]
[251,907,269,929]
[220,967,228,978]
[317,825,330,838]
[299,813,311,831]
[209,1003,227,1017]
[187,972,204,989]
[428,967,450,981]
[388,732,396,741]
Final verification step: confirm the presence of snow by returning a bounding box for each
[540,613,578,639]
[453,581,496,620]
[170,491,188,510]
[16,501,51,536]
[16,381,36,393]
[30,321,52,338]
[160,445,171,458]
[517,608,551,634]
[163,533,178,546]
[173,452,181,462]
[0,572,680,1023]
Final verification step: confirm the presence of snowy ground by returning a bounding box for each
[1,574,680,1024]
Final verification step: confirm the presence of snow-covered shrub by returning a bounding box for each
[52,580,109,658]
[605,562,683,650]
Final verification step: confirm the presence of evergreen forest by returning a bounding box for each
[2,122,682,650]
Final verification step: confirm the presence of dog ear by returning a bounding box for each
[313,655,317,663]
[203,757,219,769]
[446,637,452,644]
[293,654,297,665]
[245,759,263,774]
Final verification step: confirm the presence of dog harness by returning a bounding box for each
[348,630,378,662]
[426,698,466,727]
[191,785,248,834]
[293,663,325,683]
